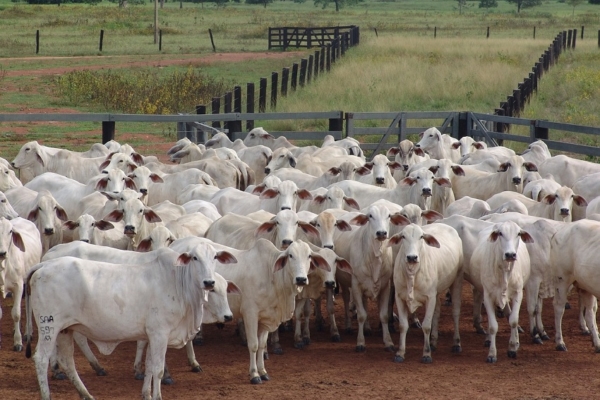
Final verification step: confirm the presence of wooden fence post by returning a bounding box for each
[486,27,489,38]
[36,30,39,54]
[513,89,521,116]
[533,26,535,39]
[598,30,600,48]
[211,97,221,129]
[307,28,312,49]
[567,30,572,49]
[434,27,437,38]
[283,28,288,51]
[314,50,320,78]
[271,72,278,109]
[159,29,162,51]
[573,29,577,49]
[320,47,325,72]
[299,59,307,87]
[246,83,254,131]
[329,113,343,137]
[259,78,267,113]
[534,122,549,140]
[562,30,567,49]
[307,55,313,84]
[209,29,216,52]
[195,105,206,143]
[581,26,584,40]
[494,108,505,138]
[99,30,104,52]
[102,121,115,144]
[281,67,289,97]
[223,91,232,137]
[291,63,298,91]
[331,40,336,64]
[326,45,331,71]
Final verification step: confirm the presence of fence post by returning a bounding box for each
[299,59,307,87]
[533,26,535,39]
[598,30,600,48]
[320,47,325,72]
[326,45,331,71]
[246,82,254,131]
[231,87,243,136]
[195,105,206,143]
[209,29,216,52]
[211,97,221,129]
[259,78,267,113]
[494,108,505,141]
[434,27,437,38]
[307,55,313,84]
[513,89,521,116]
[314,50,320,78]
[99,30,104,52]
[329,112,343,139]
[573,29,577,49]
[534,121,549,141]
[36,30,39,54]
[563,30,567,49]
[567,30,572,49]
[159,29,162,51]
[341,33,347,56]
[271,72,278,109]
[331,40,336,64]
[486,27,489,39]
[102,121,115,144]
[457,112,468,139]
[281,67,289,97]
[307,28,312,49]
[268,27,272,50]
[291,63,298,91]
[581,26,584,40]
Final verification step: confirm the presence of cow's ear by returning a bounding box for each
[335,257,352,274]
[260,188,279,200]
[98,159,111,171]
[143,209,162,223]
[523,162,538,172]
[388,161,403,171]
[428,166,440,174]
[387,234,403,246]
[299,221,319,238]
[497,163,510,173]
[297,189,313,201]
[215,251,237,264]
[95,177,108,190]
[136,238,153,252]
[11,230,25,252]
[400,176,417,187]
[387,147,400,156]
[226,281,242,294]
[390,213,411,226]
[328,167,341,176]
[176,252,192,265]
[451,165,465,176]
[451,142,461,149]
[95,220,114,231]
[344,197,360,210]
[313,195,326,205]
[150,174,164,183]
[356,164,373,176]
[423,234,440,248]
[274,253,288,271]
[55,206,68,222]
[27,208,38,222]
[104,210,124,223]
[124,177,137,190]
[542,194,557,205]
[131,153,144,166]
[335,220,352,232]
[256,220,277,235]
[434,177,452,188]
[35,149,45,167]
[310,253,330,272]
[519,230,535,244]
[288,157,297,168]
[421,210,444,223]
[489,230,500,242]
[252,184,266,195]
[63,220,79,231]
[573,195,588,207]
[414,148,426,157]
[350,214,369,226]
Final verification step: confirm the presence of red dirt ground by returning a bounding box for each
[1,54,599,399]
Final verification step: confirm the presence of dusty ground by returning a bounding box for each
[1,54,599,399]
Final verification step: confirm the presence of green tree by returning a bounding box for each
[245,0,272,7]
[506,0,542,13]
[566,0,584,14]
[314,0,361,12]
[590,0,600,5]
[479,0,498,8]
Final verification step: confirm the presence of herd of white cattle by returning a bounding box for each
[2,126,600,399]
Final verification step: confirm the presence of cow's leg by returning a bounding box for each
[294,298,306,349]
[472,286,486,334]
[73,332,106,376]
[525,278,542,344]
[363,295,372,336]
[134,340,147,380]
[507,289,524,358]
[146,337,167,400]
[377,284,394,351]
[161,362,173,385]
[193,327,204,346]
[55,330,94,400]
[483,291,498,363]
[387,284,396,333]
[553,279,571,351]
[237,318,247,346]
[327,288,341,342]
[49,346,67,380]
[302,298,311,345]
[430,296,442,352]
[10,282,24,351]
[314,293,324,332]
[450,276,462,353]
[244,315,261,384]
[352,282,368,352]
[578,289,591,335]
[581,291,600,352]
[34,330,58,400]
[420,294,437,363]
[341,283,352,334]
[393,295,409,363]
[185,340,202,372]
[257,328,270,381]
[142,345,153,400]
[270,329,283,355]
[536,297,549,341]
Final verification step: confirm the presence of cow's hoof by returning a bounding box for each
[475,327,487,335]
[293,342,304,350]
[161,377,174,385]
[507,350,517,359]
[135,373,145,380]
[345,327,353,335]
[484,340,491,348]
[411,321,422,329]
[331,334,341,343]
[53,372,67,381]
[272,347,283,355]
[594,347,600,354]
[260,374,270,381]
[582,330,591,336]
[384,345,395,353]
[303,337,311,345]
[517,326,525,334]
[23,335,31,342]
[430,344,437,352]
[192,338,204,346]
[556,344,567,352]
[13,344,22,352]
[532,336,543,345]
[486,356,497,363]
[191,365,202,373]
[263,351,269,360]
[355,345,366,353]
[541,333,550,341]
[451,345,462,354]
[565,302,571,310]
[421,356,432,364]
[96,369,107,376]
[393,355,404,363]
[250,377,262,385]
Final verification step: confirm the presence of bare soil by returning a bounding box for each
[0,53,598,400]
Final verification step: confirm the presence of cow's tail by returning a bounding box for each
[25,264,43,358]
